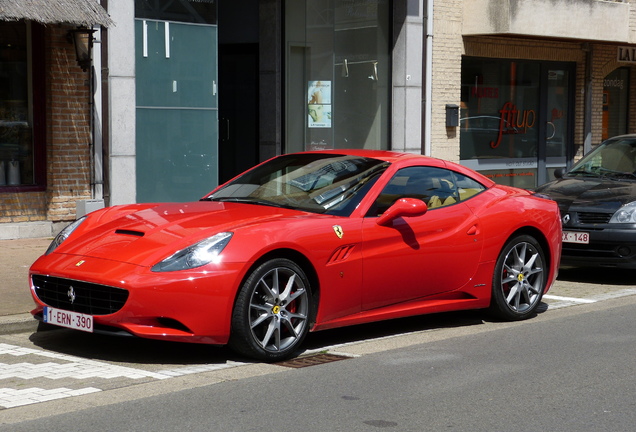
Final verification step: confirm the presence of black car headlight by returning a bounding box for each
[45,216,87,255]
[152,232,233,272]
[610,202,636,223]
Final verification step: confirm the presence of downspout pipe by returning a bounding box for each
[423,0,433,156]
[100,0,110,206]
[583,43,593,157]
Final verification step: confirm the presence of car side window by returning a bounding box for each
[367,166,460,216]
[453,171,486,201]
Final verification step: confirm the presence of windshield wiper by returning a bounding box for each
[604,171,636,180]
[567,170,600,178]
[203,196,290,208]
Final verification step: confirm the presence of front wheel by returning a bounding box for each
[489,235,546,321]
[229,258,312,361]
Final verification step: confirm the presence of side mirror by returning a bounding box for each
[553,167,567,179]
[376,198,428,226]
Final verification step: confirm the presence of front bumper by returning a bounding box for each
[561,225,636,269]
[29,253,248,344]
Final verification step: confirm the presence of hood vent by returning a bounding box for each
[115,229,145,237]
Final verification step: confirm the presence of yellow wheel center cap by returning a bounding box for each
[517,274,525,282]
[272,305,281,314]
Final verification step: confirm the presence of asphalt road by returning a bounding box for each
[1,288,635,431]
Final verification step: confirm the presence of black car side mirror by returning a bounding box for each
[553,167,567,179]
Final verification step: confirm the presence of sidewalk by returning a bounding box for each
[0,237,52,334]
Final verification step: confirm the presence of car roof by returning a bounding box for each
[298,149,496,187]
[300,149,432,164]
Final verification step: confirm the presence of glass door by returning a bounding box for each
[541,67,571,184]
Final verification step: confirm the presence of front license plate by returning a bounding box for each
[562,231,590,244]
[43,307,94,333]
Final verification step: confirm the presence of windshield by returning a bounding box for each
[568,137,636,180]
[203,153,389,215]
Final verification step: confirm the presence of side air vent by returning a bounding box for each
[327,244,356,264]
[115,229,145,237]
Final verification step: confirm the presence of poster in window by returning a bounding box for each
[308,81,331,128]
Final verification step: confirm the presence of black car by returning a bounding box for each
[536,135,636,268]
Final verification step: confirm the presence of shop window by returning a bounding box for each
[602,68,629,141]
[0,21,45,191]
[285,0,391,152]
[460,57,573,188]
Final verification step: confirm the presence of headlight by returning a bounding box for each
[45,216,87,255]
[610,202,636,223]
[151,232,233,272]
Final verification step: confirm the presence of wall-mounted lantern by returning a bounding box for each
[67,28,96,72]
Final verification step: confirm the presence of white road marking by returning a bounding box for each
[543,294,597,304]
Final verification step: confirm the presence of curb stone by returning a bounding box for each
[0,313,38,335]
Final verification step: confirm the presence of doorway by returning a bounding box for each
[218,44,259,184]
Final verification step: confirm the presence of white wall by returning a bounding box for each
[107,0,136,205]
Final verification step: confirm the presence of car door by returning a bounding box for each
[360,166,484,311]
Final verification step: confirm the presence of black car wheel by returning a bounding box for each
[489,235,546,321]
[229,258,311,361]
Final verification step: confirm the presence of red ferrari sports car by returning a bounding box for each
[30,150,561,361]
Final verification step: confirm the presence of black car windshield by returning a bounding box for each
[203,153,389,216]
[568,137,636,180]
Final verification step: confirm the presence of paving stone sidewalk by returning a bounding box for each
[0,238,51,330]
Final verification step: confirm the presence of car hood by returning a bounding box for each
[56,201,317,266]
[536,177,636,212]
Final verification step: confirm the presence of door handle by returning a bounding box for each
[467,224,480,236]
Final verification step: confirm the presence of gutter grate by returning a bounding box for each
[276,353,351,368]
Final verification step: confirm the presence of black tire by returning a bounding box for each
[489,235,547,321]
[229,258,312,361]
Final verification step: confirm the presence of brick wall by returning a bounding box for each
[430,0,464,162]
[46,26,92,222]
[0,25,92,224]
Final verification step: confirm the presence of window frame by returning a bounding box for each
[366,166,486,217]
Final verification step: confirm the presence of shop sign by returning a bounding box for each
[490,102,536,149]
[617,46,636,63]
[471,86,499,99]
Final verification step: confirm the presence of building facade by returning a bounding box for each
[2,0,636,238]
[0,0,112,238]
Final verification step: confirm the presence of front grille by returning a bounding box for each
[32,275,129,315]
[577,212,611,224]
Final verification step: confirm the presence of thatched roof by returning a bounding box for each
[0,0,114,27]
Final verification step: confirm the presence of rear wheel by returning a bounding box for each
[489,235,546,321]
[229,258,312,361]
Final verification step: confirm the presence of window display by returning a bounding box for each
[286,0,390,153]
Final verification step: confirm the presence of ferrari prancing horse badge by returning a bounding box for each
[333,225,344,239]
